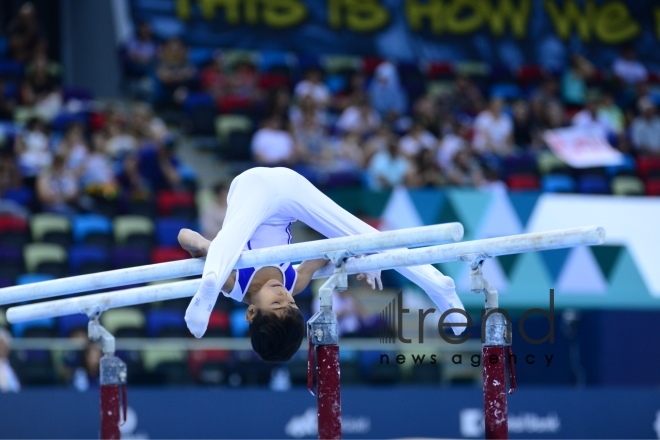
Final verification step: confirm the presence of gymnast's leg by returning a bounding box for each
[185,170,279,337]
[273,168,467,331]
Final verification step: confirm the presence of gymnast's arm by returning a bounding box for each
[292,258,330,295]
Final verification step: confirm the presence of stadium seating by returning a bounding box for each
[23,243,68,277]
[611,176,645,196]
[542,174,576,193]
[151,246,190,264]
[0,216,30,247]
[68,245,110,275]
[72,214,113,247]
[0,245,25,281]
[113,215,155,248]
[30,213,71,246]
[146,309,187,338]
[101,308,146,338]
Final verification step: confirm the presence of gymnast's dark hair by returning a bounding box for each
[248,307,305,363]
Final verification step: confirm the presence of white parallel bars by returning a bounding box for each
[0,223,464,306]
[5,226,605,324]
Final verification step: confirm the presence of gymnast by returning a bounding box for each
[179,167,466,362]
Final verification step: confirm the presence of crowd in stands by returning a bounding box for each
[2,4,660,390]
[118,24,660,195]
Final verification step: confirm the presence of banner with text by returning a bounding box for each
[131,0,660,69]
[543,126,625,168]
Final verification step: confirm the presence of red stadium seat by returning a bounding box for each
[516,64,546,86]
[636,156,660,177]
[645,178,660,196]
[151,246,190,264]
[506,174,540,191]
[258,73,289,90]
[426,61,454,79]
[362,57,385,77]
[156,191,195,217]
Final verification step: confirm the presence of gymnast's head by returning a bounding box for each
[245,280,305,363]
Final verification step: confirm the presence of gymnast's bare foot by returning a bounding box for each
[177,228,210,258]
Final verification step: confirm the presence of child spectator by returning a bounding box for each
[36,153,80,215]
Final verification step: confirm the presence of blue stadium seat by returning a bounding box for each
[155,218,192,246]
[490,83,522,100]
[72,214,112,243]
[188,47,214,67]
[16,273,54,285]
[11,317,56,338]
[2,187,33,207]
[542,174,576,193]
[605,154,637,177]
[68,245,109,275]
[58,314,90,337]
[146,309,186,337]
[230,309,249,337]
[578,175,610,194]
[182,92,214,114]
[258,50,291,73]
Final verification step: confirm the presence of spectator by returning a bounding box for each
[294,66,330,109]
[155,38,196,106]
[436,117,469,172]
[331,132,364,170]
[57,122,89,176]
[335,71,366,111]
[542,101,568,130]
[0,151,23,195]
[264,87,292,119]
[200,50,228,101]
[72,343,102,392]
[408,148,443,188]
[0,328,20,393]
[291,95,329,165]
[398,120,437,159]
[312,290,378,337]
[201,181,229,240]
[412,94,441,137]
[14,116,51,181]
[226,60,260,103]
[7,2,42,63]
[612,46,648,86]
[571,96,613,138]
[511,100,540,150]
[336,95,380,137]
[104,110,138,161]
[446,149,486,187]
[19,53,62,121]
[82,132,118,197]
[251,115,297,166]
[598,93,625,136]
[36,153,80,215]
[133,139,182,193]
[124,21,158,77]
[561,54,594,106]
[631,98,660,156]
[530,77,561,124]
[449,75,485,117]
[473,98,513,156]
[368,61,408,124]
[365,138,411,190]
[0,80,17,120]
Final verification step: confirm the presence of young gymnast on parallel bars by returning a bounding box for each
[179,167,466,362]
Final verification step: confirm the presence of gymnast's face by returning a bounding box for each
[246,279,298,320]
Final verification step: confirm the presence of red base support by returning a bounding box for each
[100,385,121,440]
[316,345,341,440]
[483,346,508,439]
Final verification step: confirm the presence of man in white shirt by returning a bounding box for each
[293,67,330,109]
[472,98,513,155]
[612,47,648,86]
[631,98,660,155]
[399,121,437,158]
[571,97,614,138]
[251,116,297,165]
[0,328,20,393]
